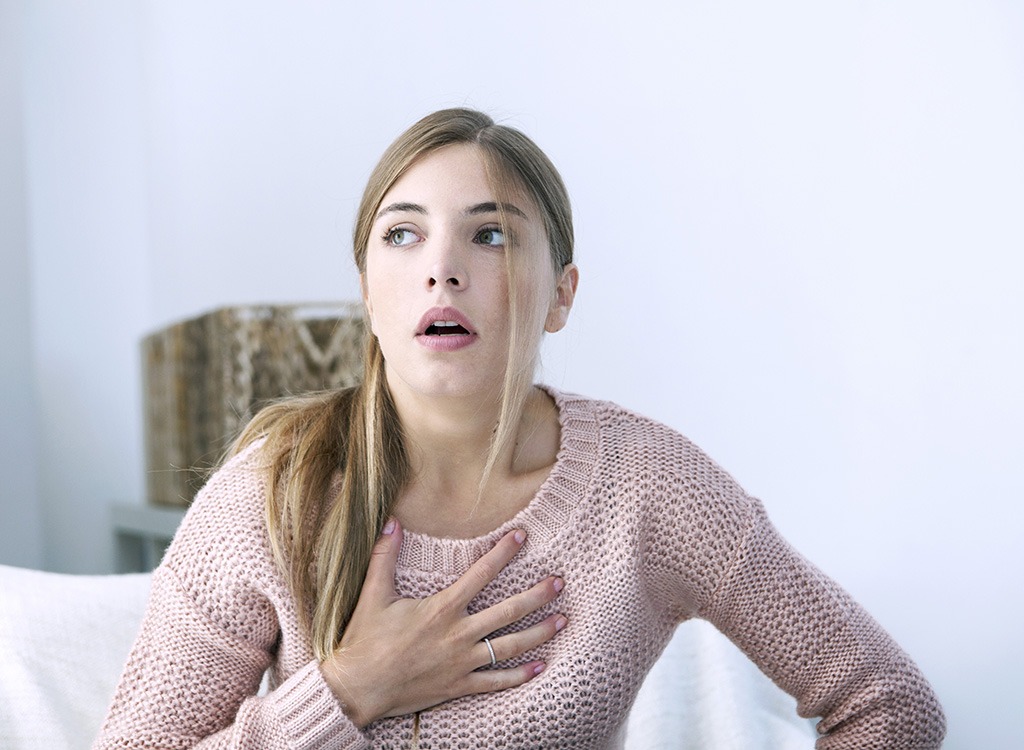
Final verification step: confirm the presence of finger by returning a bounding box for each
[477,613,567,669]
[469,576,564,636]
[490,614,568,665]
[460,661,547,698]
[358,517,402,603]
[445,529,527,607]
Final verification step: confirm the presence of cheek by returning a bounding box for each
[511,277,557,342]
[362,278,396,338]
[508,238,555,305]
[363,252,397,308]
[514,256,557,311]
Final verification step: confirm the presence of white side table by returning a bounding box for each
[112,503,187,572]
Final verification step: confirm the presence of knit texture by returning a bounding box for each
[94,388,945,749]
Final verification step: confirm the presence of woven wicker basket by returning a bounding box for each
[142,303,365,507]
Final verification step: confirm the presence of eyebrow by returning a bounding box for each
[375,202,426,220]
[374,201,528,221]
[466,202,528,219]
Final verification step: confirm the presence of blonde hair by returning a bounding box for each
[232,108,574,660]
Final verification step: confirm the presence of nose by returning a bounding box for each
[426,238,467,291]
[428,273,463,288]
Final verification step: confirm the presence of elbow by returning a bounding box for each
[815,678,947,749]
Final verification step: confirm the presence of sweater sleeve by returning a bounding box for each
[695,498,946,749]
[93,567,367,750]
[92,442,369,750]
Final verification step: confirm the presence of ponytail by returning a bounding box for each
[231,332,408,660]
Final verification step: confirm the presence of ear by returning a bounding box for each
[360,273,377,335]
[544,263,579,333]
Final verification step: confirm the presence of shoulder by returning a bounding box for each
[159,438,285,640]
[549,387,743,495]
[549,386,690,441]
[170,438,271,554]
[546,388,760,614]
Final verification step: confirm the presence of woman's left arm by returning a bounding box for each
[697,497,946,749]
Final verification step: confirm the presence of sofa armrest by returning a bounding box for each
[0,565,152,749]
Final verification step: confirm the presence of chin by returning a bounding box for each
[386,368,498,401]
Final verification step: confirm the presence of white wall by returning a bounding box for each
[3,2,1021,748]
[17,0,151,575]
[0,0,43,568]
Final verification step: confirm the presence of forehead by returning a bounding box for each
[380,143,534,215]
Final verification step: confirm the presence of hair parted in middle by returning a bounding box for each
[233,107,574,660]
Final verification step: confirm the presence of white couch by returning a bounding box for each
[0,564,816,749]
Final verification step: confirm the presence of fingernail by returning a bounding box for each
[382,518,396,536]
[555,616,567,631]
[533,662,546,675]
[552,577,564,593]
[513,530,526,545]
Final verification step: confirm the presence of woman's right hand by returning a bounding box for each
[318,518,567,728]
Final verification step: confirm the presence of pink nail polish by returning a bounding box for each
[555,616,567,631]
[514,530,526,544]
[552,577,564,593]
[383,519,396,535]
[533,663,546,675]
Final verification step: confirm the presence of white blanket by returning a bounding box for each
[624,619,817,748]
[0,565,151,749]
[0,564,815,749]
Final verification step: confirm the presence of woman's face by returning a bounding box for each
[362,143,576,405]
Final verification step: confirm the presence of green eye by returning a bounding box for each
[386,228,418,247]
[476,228,505,247]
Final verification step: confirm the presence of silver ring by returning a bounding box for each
[483,637,497,667]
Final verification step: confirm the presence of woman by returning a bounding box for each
[95,109,946,748]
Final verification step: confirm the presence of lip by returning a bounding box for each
[415,306,478,352]
[416,306,477,336]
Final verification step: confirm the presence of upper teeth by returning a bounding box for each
[433,321,458,327]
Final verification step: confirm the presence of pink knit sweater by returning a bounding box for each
[95,388,945,749]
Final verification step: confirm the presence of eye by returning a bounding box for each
[383,227,421,247]
[475,227,506,247]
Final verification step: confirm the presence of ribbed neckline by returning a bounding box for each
[395,386,600,574]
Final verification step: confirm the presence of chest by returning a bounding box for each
[370,536,673,748]
[393,467,553,540]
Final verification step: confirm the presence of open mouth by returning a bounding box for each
[425,321,470,336]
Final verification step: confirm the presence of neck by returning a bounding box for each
[390,387,508,495]
[386,377,557,521]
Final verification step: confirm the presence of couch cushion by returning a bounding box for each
[0,565,152,749]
